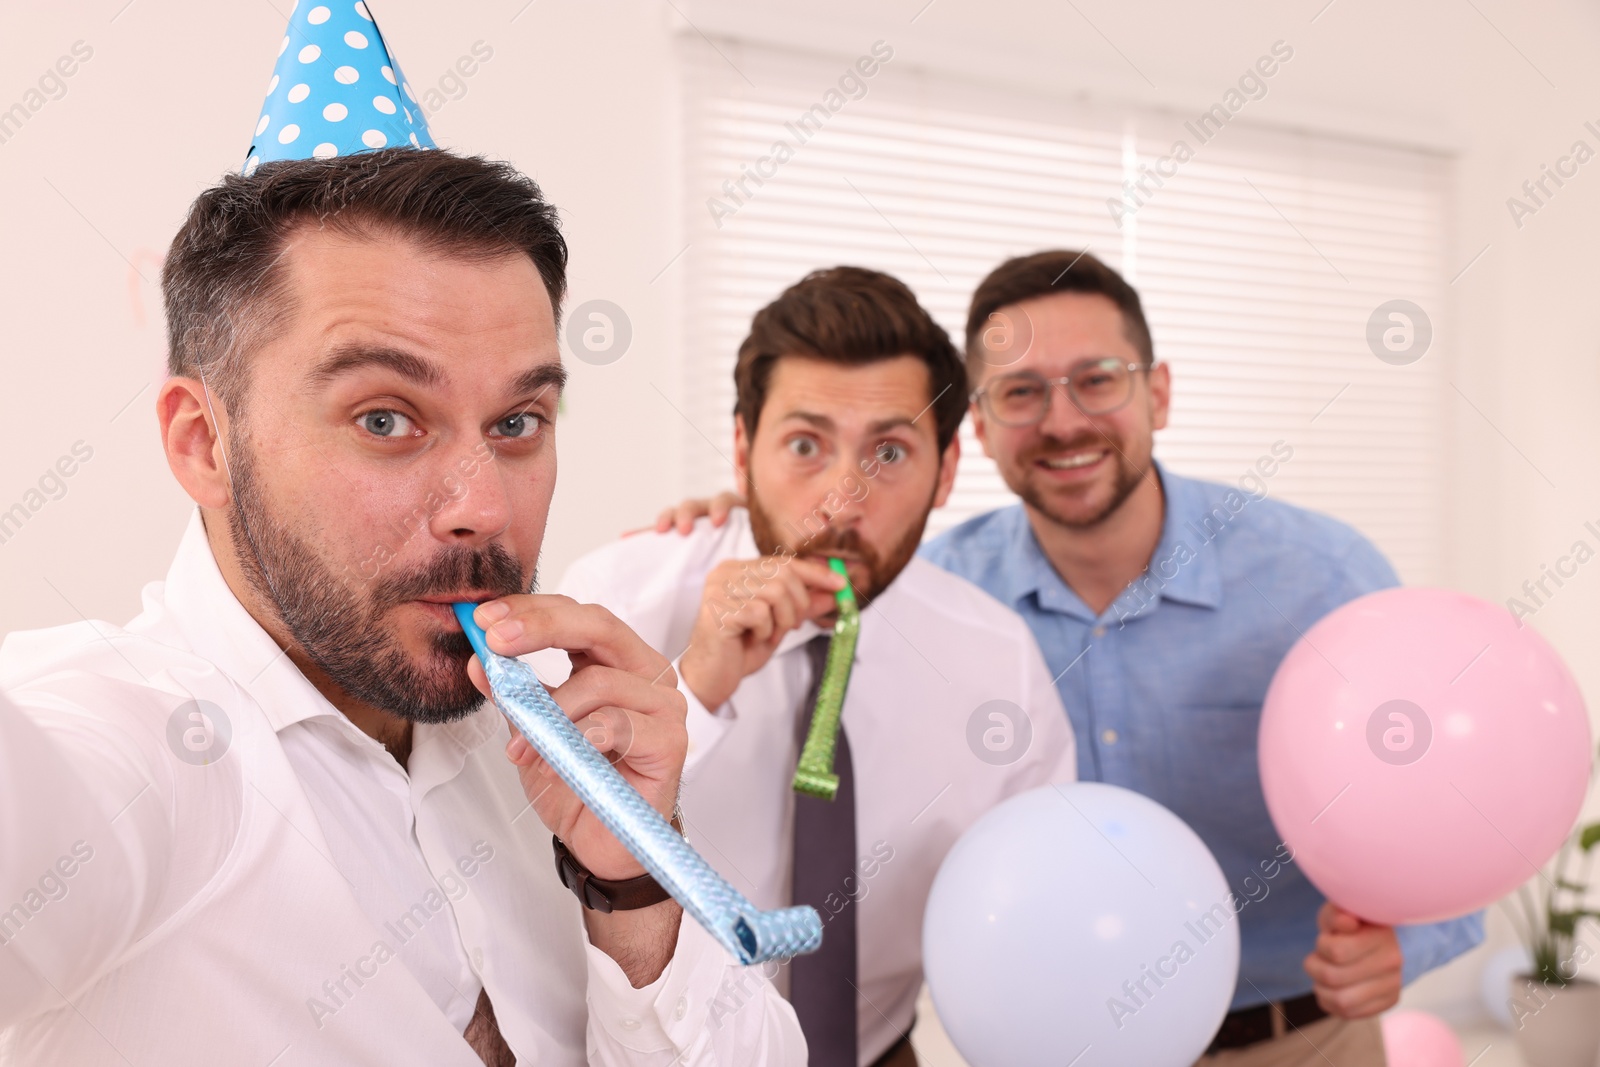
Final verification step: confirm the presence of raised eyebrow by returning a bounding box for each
[783,411,920,435]
[507,363,568,405]
[783,411,836,432]
[867,416,919,435]
[307,344,441,388]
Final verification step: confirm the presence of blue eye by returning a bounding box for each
[360,410,414,437]
[491,413,543,439]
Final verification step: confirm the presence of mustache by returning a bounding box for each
[369,542,529,610]
[789,524,878,568]
[1026,431,1121,460]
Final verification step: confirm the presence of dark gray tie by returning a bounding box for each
[790,634,859,1067]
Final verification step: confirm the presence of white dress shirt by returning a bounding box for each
[550,511,1077,1066]
[0,512,802,1066]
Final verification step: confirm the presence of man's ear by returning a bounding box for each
[158,377,232,509]
[1148,360,1172,432]
[933,432,961,509]
[733,413,752,487]
[969,398,997,461]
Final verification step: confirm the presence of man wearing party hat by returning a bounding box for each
[0,4,802,1065]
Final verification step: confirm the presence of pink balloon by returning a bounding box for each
[1380,1010,1464,1066]
[1259,587,1590,925]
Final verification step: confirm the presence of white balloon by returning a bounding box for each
[1480,945,1534,1029]
[923,782,1240,1067]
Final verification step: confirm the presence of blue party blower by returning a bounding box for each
[453,602,822,965]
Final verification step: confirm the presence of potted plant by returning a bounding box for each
[1503,820,1600,1067]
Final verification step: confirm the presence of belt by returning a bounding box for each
[869,1028,918,1067]
[1206,992,1328,1053]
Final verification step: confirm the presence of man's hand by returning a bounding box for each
[466,596,686,883]
[626,491,746,537]
[678,555,845,711]
[1302,902,1403,1019]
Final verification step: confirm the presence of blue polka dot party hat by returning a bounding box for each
[243,0,434,175]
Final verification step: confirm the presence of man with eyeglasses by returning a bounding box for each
[654,251,1482,1065]
[922,250,1482,1065]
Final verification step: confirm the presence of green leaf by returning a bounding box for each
[1581,823,1600,852]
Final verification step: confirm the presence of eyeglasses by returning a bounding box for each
[970,359,1156,427]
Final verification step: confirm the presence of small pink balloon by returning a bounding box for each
[1259,587,1590,925]
[1381,1010,1464,1066]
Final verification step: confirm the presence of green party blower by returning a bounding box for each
[791,557,859,801]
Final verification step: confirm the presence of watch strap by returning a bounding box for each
[552,813,682,913]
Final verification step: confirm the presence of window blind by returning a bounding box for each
[680,39,1448,583]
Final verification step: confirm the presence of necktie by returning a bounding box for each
[790,634,859,1067]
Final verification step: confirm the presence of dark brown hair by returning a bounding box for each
[965,250,1153,378]
[162,148,568,404]
[733,266,965,451]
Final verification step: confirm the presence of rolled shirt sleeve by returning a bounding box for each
[584,911,805,1066]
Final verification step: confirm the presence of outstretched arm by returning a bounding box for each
[0,680,228,1028]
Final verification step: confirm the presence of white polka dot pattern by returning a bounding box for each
[242,0,435,173]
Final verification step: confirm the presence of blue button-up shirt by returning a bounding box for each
[921,463,1483,1010]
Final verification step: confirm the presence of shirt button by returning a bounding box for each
[674,996,688,1020]
[620,1017,641,1031]
[471,948,484,969]
[1091,625,1107,638]
[1101,728,1118,745]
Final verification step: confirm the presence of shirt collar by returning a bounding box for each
[161,510,499,757]
[1115,464,1225,614]
[996,461,1224,622]
[988,506,1081,616]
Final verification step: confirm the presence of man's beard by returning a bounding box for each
[1015,430,1149,530]
[744,476,934,606]
[225,432,530,723]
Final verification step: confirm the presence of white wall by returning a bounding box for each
[5,0,1600,1025]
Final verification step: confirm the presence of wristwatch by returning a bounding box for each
[552,807,684,913]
